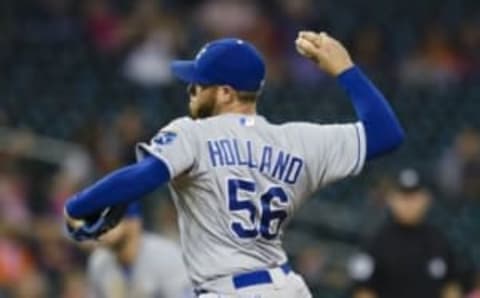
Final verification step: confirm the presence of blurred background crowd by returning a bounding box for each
[0,0,480,297]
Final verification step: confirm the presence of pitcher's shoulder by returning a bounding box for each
[202,113,275,128]
[167,114,276,131]
[160,117,208,138]
[280,121,321,131]
[166,116,223,129]
[164,116,196,129]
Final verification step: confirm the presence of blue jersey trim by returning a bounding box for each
[338,66,404,160]
[232,263,291,289]
[351,123,362,175]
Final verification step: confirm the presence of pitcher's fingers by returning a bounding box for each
[298,31,318,39]
[300,32,321,45]
[295,37,318,56]
[309,32,330,49]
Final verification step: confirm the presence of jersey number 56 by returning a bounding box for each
[227,178,289,240]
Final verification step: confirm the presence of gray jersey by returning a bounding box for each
[88,233,191,298]
[136,114,366,286]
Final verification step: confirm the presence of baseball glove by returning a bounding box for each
[65,204,128,241]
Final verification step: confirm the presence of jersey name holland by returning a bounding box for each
[136,114,366,286]
[207,138,304,185]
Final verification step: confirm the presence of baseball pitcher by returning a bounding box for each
[64,31,405,297]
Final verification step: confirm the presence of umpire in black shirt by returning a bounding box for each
[350,169,462,298]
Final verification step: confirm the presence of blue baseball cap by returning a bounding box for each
[171,38,266,92]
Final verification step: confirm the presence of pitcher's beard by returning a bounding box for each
[190,95,217,119]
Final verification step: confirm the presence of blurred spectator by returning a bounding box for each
[60,270,89,298]
[349,168,463,298]
[12,269,48,298]
[60,148,94,186]
[49,172,77,216]
[33,217,76,272]
[196,0,260,39]
[83,0,132,54]
[295,246,327,290]
[193,0,288,83]
[437,128,480,200]
[32,216,85,295]
[124,0,185,86]
[0,171,31,227]
[0,227,35,290]
[86,203,191,298]
[50,150,94,216]
[399,24,464,86]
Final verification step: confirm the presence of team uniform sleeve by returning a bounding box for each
[298,122,366,188]
[136,117,198,179]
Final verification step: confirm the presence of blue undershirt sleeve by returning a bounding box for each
[65,155,171,218]
[337,66,405,160]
